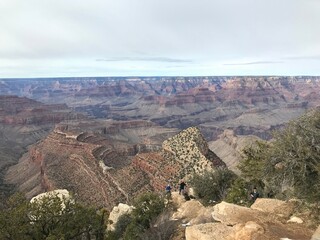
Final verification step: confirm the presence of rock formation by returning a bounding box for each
[5,123,223,210]
[170,195,313,240]
[0,96,82,204]
[2,77,320,141]
[5,122,156,209]
[208,130,260,173]
[108,203,134,231]
[132,127,225,191]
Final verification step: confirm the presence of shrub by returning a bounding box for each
[190,168,237,205]
[122,192,165,240]
[225,178,252,206]
[239,109,320,202]
[0,192,107,240]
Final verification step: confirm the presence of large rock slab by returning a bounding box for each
[250,198,296,218]
[226,221,266,240]
[212,201,262,225]
[185,222,233,240]
[172,199,211,224]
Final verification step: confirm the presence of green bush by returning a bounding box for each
[122,192,165,240]
[190,168,237,205]
[225,178,250,206]
[0,192,107,240]
[239,109,320,202]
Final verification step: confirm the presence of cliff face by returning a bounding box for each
[2,77,320,141]
[209,130,260,173]
[5,129,130,209]
[0,96,83,203]
[132,127,226,191]
[3,120,173,207]
[5,124,224,209]
[0,96,81,125]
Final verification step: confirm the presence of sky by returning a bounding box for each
[0,0,320,78]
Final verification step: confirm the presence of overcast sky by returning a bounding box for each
[0,0,320,77]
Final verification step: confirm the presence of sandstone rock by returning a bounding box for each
[190,207,214,225]
[30,189,71,210]
[171,191,186,207]
[250,198,295,218]
[212,201,260,225]
[185,222,233,240]
[172,199,207,224]
[311,225,320,240]
[30,189,71,203]
[287,216,303,224]
[108,203,134,231]
[226,221,265,240]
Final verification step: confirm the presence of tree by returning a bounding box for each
[123,192,165,240]
[0,192,108,240]
[131,192,165,229]
[0,193,31,240]
[190,168,237,205]
[239,109,320,201]
[225,178,251,206]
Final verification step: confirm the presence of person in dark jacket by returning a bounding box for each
[250,187,259,201]
[179,180,187,195]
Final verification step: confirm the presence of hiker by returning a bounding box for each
[179,180,187,195]
[250,187,259,202]
[165,183,172,194]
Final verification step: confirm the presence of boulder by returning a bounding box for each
[250,198,295,218]
[172,199,209,224]
[108,203,134,231]
[311,225,320,240]
[171,191,186,207]
[30,189,70,202]
[184,200,313,240]
[185,222,233,240]
[226,221,266,240]
[287,216,303,224]
[190,207,214,225]
[30,189,71,210]
[212,201,261,225]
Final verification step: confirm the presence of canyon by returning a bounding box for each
[2,76,320,140]
[1,76,320,208]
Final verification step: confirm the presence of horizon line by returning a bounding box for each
[1,74,320,80]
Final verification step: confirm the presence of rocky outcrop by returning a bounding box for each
[0,96,84,203]
[5,129,134,208]
[30,189,71,207]
[4,120,179,209]
[180,199,314,240]
[250,198,297,218]
[162,127,225,173]
[108,203,134,231]
[171,195,211,225]
[209,130,260,173]
[132,127,225,191]
[212,201,262,225]
[186,223,233,240]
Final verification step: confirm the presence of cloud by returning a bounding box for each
[282,55,320,61]
[224,61,284,66]
[96,57,193,63]
[0,0,320,77]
